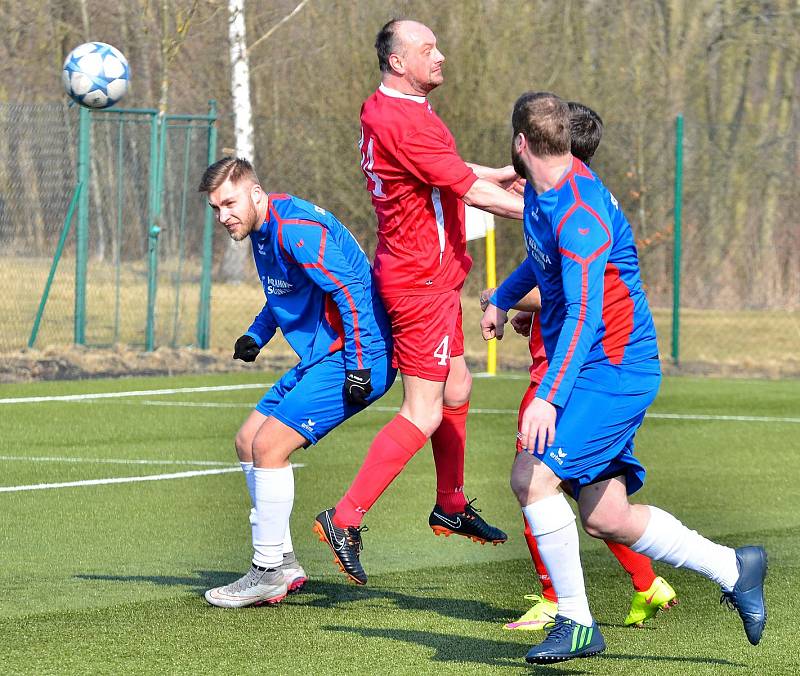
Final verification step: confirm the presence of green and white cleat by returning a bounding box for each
[205,565,287,608]
[624,576,678,627]
[505,594,558,631]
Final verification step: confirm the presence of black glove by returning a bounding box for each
[344,368,373,406]
[233,334,261,362]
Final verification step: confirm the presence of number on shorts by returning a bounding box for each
[434,335,450,366]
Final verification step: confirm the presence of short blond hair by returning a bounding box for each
[198,156,260,193]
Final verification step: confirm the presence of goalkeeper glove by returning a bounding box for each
[233,334,260,362]
[344,368,373,406]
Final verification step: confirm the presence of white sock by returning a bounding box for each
[251,465,294,569]
[240,461,256,505]
[523,493,593,626]
[631,505,739,590]
[283,521,293,555]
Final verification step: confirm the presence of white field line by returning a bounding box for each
[0,467,241,493]
[0,455,236,466]
[369,406,800,424]
[0,383,272,404]
[0,458,306,494]
[1,382,796,424]
[44,399,800,424]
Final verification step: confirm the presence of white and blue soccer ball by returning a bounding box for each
[62,42,130,109]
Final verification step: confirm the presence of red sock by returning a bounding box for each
[431,402,469,513]
[523,513,558,603]
[605,540,657,592]
[333,414,427,528]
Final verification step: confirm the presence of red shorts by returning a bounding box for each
[380,289,464,382]
[516,382,539,453]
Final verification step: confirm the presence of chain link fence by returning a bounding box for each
[1,104,797,376]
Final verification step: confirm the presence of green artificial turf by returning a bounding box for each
[0,372,797,674]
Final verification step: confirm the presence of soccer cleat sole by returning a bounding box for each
[525,647,605,665]
[430,525,505,545]
[204,590,287,608]
[286,577,308,594]
[312,521,367,586]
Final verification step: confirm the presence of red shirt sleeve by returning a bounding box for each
[395,124,478,198]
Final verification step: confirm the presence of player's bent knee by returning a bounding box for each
[251,437,293,469]
[509,468,531,504]
[234,431,253,462]
[581,507,628,540]
[400,408,441,438]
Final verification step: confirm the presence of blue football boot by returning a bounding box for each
[720,545,768,645]
[525,614,606,664]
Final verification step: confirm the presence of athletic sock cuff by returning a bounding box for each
[441,401,470,418]
[386,414,428,449]
[523,493,576,537]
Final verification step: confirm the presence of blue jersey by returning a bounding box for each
[245,193,392,371]
[492,158,658,407]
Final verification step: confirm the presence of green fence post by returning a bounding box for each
[114,118,125,345]
[170,124,193,347]
[671,114,684,365]
[74,106,91,345]
[29,182,84,348]
[145,112,162,351]
[197,100,217,349]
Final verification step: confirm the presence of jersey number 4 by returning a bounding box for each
[359,127,385,198]
[434,335,450,366]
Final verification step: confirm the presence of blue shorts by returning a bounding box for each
[256,351,397,444]
[542,358,661,497]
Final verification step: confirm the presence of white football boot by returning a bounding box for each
[205,565,287,608]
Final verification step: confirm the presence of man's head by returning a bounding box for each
[567,101,603,166]
[198,157,265,241]
[375,19,444,95]
[511,92,571,178]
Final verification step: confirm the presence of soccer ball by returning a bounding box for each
[62,42,130,109]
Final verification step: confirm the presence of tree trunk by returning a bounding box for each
[219,0,253,283]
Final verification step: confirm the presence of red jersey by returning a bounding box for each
[359,84,478,298]
[529,313,549,385]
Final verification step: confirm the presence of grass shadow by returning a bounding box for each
[74,572,519,622]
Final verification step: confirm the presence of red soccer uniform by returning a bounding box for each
[528,313,548,385]
[359,84,478,299]
[359,84,479,380]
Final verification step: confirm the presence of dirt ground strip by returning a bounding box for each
[0,347,796,383]
[0,346,298,383]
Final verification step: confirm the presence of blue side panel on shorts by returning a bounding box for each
[256,350,397,444]
[539,359,661,496]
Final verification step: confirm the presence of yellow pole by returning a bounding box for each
[486,217,497,375]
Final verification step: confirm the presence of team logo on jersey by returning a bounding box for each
[549,448,567,465]
[257,242,266,254]
[265,275,293,296]
[525,232,551,270]
[301,418,316,433]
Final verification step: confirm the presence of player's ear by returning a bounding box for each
[250,182,264,203]
[514,132,525,153]
[388,52,404,74]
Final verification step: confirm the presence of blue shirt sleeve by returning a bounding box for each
[490,258,538,311]
[279,222,374,371]
[246,302,278,347]
[536,204,612,407]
